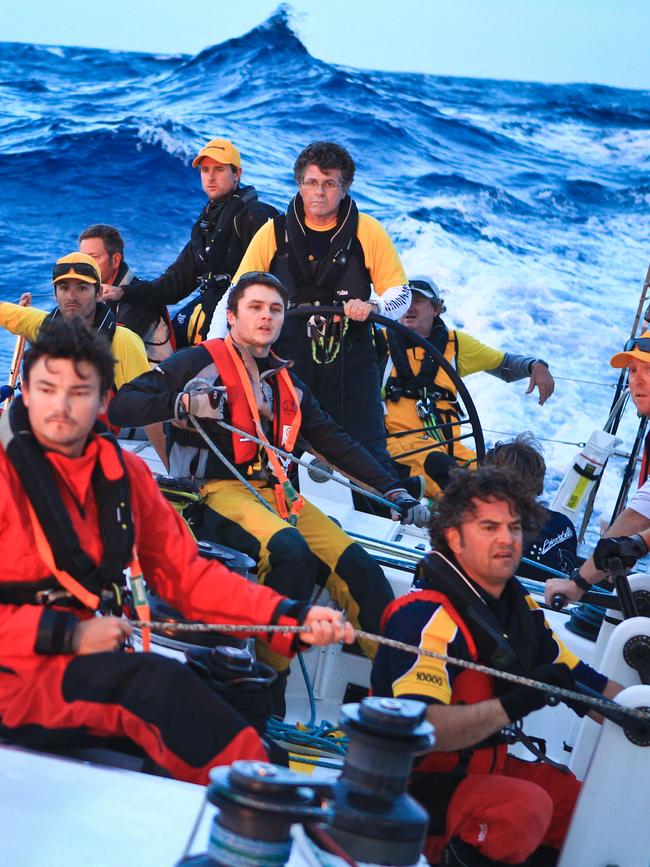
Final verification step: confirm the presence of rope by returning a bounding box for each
[553,375,617,389]
[265,652,348,762]
[189,414,276,514]
[390,431,476,461]
[214,419,399,512]
[483,429,587,449]
[363,420,473,443]
[127,620,650,725]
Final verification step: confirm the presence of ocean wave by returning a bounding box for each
[0,6,649,517]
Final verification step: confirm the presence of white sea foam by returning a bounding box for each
[389,210,650,524]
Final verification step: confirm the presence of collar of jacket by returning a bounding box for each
[0,396,134,604]
[116,260,134,287]
[285,192,359,293]
[415,550,539,678]
[45,300,117,343]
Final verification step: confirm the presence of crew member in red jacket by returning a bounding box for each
[0,317,352,784]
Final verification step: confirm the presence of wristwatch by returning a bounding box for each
[569,568,591,593]
[529,359,549,373]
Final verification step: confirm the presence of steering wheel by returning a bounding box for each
[285,305,485,464]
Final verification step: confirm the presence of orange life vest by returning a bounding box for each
[202,337,301,464]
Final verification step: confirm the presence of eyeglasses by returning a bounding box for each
[300,178,342,192]
[52,262,100,283]
[623,337,650,353]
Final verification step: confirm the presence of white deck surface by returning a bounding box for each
[0,746,214,866]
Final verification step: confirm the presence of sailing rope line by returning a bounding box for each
[194,415,400,513]
[127,620,650,726]
[552,375,617,389]
[483,429,588,448]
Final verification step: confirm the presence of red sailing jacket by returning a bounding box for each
[0,437,297,711]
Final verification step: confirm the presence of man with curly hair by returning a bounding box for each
[207,141,411,475]
[371,466,618,866]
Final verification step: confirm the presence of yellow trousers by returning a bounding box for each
[200,478,394,669]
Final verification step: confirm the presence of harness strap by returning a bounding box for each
[224,335,304,525]
[639,429,650,488]
[27,500,101,611]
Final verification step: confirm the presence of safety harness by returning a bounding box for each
[381,551,553,780]
[272,194,371,364]
[385,321,451,399]
[0,397,151,645]
[275,194,366,305]
[203,336,305,525]
[188,185,261,342]
[384,320,462,445]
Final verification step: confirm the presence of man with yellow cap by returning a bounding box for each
[545,334,650,604]
[103,138,277,345]
[0,253,165,456]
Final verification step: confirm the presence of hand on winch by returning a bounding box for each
[593,534,649,573]
[388,489,430,528]
[179,377,228,421]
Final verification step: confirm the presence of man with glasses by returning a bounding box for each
[0,252,165,459]
[545,333,650,604]
[102,138,277,346]
[207,141,411,475]
[110,271,427,715]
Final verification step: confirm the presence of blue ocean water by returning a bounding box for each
[1,7,649,512]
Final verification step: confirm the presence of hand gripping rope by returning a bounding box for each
[127,619,650,730]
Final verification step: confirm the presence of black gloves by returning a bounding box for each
[499,663,577,722]
[593,534,649,572]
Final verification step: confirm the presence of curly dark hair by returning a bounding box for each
[485,433,546,498]
[23,316,115,396]
[429,466,546,552]
[293,141,355,189]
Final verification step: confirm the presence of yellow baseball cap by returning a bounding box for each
[610,332,650,368]
[52,252,101,285]
[192,138,241,169]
